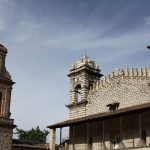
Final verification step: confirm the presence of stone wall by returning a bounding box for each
[0,118,15,150]
[69,104,86,119]
[0,127,13,150]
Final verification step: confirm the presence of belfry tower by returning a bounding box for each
[0,44,15,150]
[67,54,103,119]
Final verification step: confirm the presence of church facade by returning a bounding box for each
[48,55,150,150]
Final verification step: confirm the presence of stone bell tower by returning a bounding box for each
[0,44,15,150]
[67,54,103,119]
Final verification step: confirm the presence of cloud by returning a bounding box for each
[0,0,16,32]
[0,0,150,144]
[144,16,150,26]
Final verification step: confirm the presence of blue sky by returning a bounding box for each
[0,0,150,142]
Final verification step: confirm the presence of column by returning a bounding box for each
[118,117,126,149]
[1,95,4,117]
[50,128,56,150]
[2,88,11,118]
[65,142,69,150]
[72,126,75,150]
[137,113,145,147]
[60,128,62,149]
[86,123,90,149]
[102,121,105,143]
[100,120,107,150]
[4,88,11,118]
[81,73,88,101]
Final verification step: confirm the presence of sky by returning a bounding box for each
[0,0,150,143]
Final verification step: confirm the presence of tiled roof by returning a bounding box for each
[12,139,49,149]
[47,103,150,129]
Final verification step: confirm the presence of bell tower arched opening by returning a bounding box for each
[67,54,103,119]
[68,55,103,104]
[75,84,81,102]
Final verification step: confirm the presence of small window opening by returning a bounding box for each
[106,102,119,111]
[75,84,81,102]
[89,84,93,90]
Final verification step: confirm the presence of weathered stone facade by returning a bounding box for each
[67,55,103,119]
[0,44,15,150]
[48,55,150,150]
[87,68,150,116]
[0,121,14,150]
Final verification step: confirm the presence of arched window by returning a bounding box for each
[75,84,81,102]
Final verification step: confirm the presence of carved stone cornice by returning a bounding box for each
[0,117,16,129]
[66,100,88,108]
[0,77,15,86]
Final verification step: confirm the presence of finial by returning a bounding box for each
[111,71,115,78]
[147,68,150,77]
[72,63,76,69]
[135,68,138,77]
[139,68,143,77]
[83,49,88,58]
[96,61,99,69]
[121,68,125,76]
[100,80,103,86]
[130,68,134,77]
[115,67,119,76]
[125,67,129,76]
[84,49,87,57]
[96,81,99,90]
[143,68,147,77]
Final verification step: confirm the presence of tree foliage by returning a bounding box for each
[16,126,49,143]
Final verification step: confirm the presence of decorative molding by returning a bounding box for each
[66,100,88,108]
[89,67,150,93]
